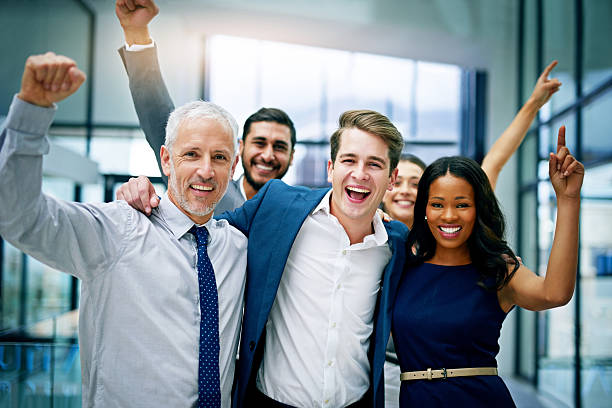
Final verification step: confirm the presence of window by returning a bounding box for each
[517,1,612,405]
[206,35,464,186]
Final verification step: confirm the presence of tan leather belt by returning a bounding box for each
[400,367,498,381]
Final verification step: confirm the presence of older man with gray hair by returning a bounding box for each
[0,52,246,407]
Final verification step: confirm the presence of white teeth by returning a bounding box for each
[440,226,461,233]
[256,164,273,171]
[346,186,370,194]
[192,185,212,191]
[396,200,414,206]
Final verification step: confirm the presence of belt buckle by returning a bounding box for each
[441,367,447,379]
[426,368,432,380]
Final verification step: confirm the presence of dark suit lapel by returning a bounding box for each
[382,228,406,310]
[371,223,407,399]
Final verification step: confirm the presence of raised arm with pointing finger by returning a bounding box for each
[497,126,583,311]
[482,60,561,190]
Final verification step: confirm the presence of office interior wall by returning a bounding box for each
[0,0,90,123]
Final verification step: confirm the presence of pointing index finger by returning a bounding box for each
[557,125,566,154]
[541,60,558,80]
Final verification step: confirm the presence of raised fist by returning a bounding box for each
[18,52,86,107]
[116,0,159,32]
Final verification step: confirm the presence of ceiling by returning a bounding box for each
[87,0,517,68]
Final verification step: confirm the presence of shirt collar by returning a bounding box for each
[312,190,388,246]
[369,207,389,246]
[312,189,333,215]
[156,192,216,240]
[238,174,247,201]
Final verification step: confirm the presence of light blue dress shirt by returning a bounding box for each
[0,96,247,407]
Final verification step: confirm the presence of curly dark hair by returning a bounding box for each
[406,156,519,290]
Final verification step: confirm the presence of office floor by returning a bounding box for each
[504,377,570,408]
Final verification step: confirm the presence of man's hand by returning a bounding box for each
[17,52,86,108]
[116,175,160,216]
[549,126,584,200]
[529,60,562,109]
[376,208,393,223]
[116,0,159,45]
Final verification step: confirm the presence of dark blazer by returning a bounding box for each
[118,45,244,215]
[220,179,408,408]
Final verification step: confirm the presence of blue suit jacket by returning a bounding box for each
[219,179,408,407]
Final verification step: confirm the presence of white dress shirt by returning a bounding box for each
[256,190,392,407]
[237,174,248,201]
[0,96,247,407]
[125,41,156,51]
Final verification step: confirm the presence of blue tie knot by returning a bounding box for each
[190,226,210,248]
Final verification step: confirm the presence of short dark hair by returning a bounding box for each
[242,108,296,150]
[407,156,519,290]
[330,110,404,174]
[399,153,427,170]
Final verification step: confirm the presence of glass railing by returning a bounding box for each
[0,311,81,407]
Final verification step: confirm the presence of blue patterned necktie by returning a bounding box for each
[190,226,221,408]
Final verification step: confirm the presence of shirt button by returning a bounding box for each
[328,360,333,366]
[342,250,347,255]
[324,399,330,404]
[331,322,336,328]
[337,283,341,290]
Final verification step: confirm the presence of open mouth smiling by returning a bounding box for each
[345,186,371,202]
[191,184,213,192]
[255,163,275,172]
[438,225,462,238]
[394,199,414,207]
[252,159,280,175]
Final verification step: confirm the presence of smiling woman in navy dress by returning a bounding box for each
[392,127,584,407]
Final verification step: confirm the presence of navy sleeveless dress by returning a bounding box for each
[392,262,516,407]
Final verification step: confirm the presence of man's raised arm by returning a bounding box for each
[0,53,129,281]
[116,0,172,184]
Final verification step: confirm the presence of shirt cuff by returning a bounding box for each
[6,94,56,136]
[125,40,156,52]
